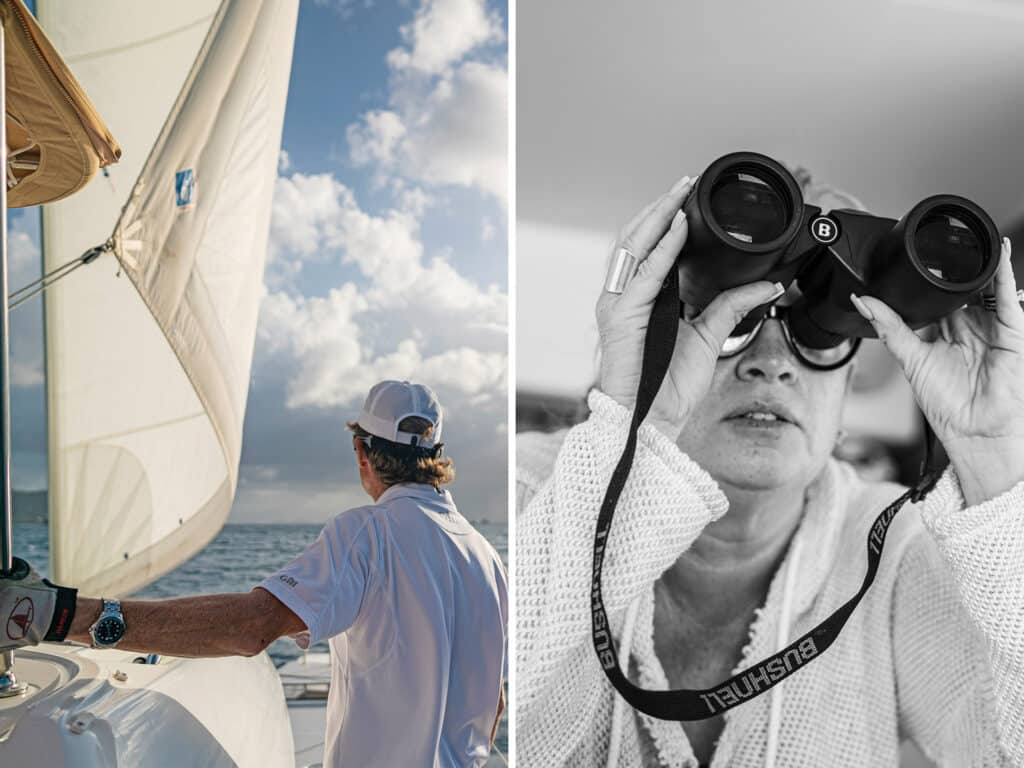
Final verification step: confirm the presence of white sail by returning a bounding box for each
[40,0,298,595]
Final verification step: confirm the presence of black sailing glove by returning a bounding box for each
[0,557,77,651]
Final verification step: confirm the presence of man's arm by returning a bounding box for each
[66,587,305,658]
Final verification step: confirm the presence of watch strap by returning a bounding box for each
[88,597,125,647]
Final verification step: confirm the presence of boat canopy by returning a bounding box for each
[2,0,119,207]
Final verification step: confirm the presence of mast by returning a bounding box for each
[0,12,29,698]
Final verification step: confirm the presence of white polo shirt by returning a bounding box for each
[259,483,508,768]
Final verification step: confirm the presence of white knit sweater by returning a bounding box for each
[516,391,1024,767]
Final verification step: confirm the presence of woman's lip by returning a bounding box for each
[727,413,792,425]
[725,414,797,436]
[723,405,800,428]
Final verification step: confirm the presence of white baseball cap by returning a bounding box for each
[357,380,444,449]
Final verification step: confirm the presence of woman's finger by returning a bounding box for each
[617,174,690,250]
[617,179,698,305]
[992,237,1024,330]
[625,210,690,305]
[617,199,661,247]
[851,294,929,373]
[599,175,696,317]
[689,281,785,353]
[619,176,696,264]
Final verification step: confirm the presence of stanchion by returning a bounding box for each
[0,11,30,698]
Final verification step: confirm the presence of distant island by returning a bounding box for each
[13,490,47,524]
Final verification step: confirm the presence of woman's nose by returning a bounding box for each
[734,321,798,383]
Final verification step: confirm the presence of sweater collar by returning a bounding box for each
[630,460,858,766]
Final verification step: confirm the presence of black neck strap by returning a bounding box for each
[590,269,941,720]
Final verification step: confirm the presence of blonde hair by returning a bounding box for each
[347,418,455,489]
[786,164,869,213]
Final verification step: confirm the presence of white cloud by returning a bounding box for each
[348,60,507,204]
[401,61,507,201]
[278,149,291,173]
[313,0,374,22]
[243,0,509,522]
[346,0,507,207]
[267,172,427,286]
[10,360,43,388]
[268,172,349,258]
[387,0,503,75]
[260,171,506,411]
[391,182,434,218]
[347,110,406,166]
[8,224,44,389]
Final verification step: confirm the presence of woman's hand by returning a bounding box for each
[851,237,1024,505]
[596,174,785,442]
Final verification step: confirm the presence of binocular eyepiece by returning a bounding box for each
[679,152,1001,349]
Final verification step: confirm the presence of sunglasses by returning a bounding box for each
[720,304,860,371]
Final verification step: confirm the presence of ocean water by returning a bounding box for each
[12,520,509,762]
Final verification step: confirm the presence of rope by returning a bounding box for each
[8,242,111,310]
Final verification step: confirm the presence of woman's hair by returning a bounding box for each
[347,417,455,489]
[786,164,869,213]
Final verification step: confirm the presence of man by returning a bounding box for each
[0,380,508,768]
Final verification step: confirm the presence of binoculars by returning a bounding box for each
[679,152,1001,348]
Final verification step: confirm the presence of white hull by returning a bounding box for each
[0,643,294,767]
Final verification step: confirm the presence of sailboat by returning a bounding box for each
[0,1,304,765]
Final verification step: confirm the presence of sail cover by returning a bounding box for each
[2,0,121,207]
[40,0,298,595]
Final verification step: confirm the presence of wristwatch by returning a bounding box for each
[88,598,126,648]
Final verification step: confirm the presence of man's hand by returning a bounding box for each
[0,557,77,651]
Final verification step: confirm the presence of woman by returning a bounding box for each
[516,174,1024,766]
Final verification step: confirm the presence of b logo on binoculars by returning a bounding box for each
[810,215,840,245]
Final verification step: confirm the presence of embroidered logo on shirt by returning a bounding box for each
[279,575,298,588]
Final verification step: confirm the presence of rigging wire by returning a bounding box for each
[7,242,111,310]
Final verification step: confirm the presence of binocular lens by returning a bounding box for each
[708,171,790,245]
[913,211,985,284]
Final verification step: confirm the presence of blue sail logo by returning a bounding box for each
[175,169,196,209]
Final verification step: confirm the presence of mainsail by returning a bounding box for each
[39,0,298,595]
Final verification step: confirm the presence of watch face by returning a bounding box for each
[94,616,125,645]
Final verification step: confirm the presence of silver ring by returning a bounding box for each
[604,247,639,294]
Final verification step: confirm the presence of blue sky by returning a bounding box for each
[8,0,508,523]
